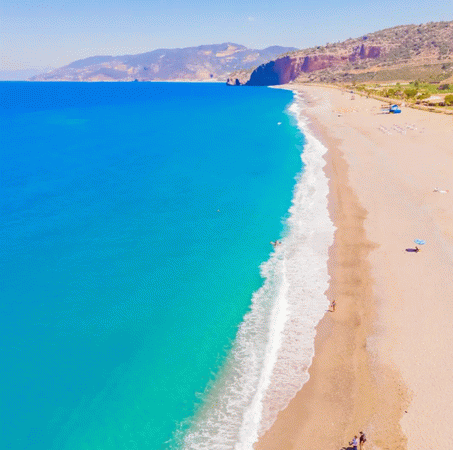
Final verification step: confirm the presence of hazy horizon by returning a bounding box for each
[2,0,452,77]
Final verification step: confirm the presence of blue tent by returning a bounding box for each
[390,104,401,114]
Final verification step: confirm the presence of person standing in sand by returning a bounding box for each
[359,431,366,450]
[330,299,336,312]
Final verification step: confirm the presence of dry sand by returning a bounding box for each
[255,85,453,450]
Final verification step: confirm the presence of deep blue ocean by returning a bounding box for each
[0,82,304,449]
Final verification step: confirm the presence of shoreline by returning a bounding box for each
[256,85,453,449]
[256,86,408,450]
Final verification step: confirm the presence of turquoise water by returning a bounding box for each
[0,82,304,449]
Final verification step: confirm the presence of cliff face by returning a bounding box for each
[227,21,453,85]
[30,43,297,82]
[247,57,295,85]
[227,44,382,86]
[227,44,384,86]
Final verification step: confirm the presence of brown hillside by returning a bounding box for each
[227,20,453,85]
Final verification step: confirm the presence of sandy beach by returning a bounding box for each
[256,85,453,450]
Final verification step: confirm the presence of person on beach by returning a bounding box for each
[359,431,366,450]
[415,246,420,253]
[330,299,336,312]
[350,435,358,450]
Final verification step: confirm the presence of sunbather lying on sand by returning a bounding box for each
[434,187,449,193]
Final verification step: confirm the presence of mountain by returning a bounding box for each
[227,21,453,86]
[29,43,297,82]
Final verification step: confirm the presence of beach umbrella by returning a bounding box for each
[414,239,426,245]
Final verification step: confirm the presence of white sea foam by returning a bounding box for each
[180,92,335,450]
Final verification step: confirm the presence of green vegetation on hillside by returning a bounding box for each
[352,81,453,108]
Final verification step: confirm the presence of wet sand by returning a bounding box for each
[256,85,453,450]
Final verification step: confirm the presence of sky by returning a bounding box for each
[1,0,452,72]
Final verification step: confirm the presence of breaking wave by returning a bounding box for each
[177,92,335,450]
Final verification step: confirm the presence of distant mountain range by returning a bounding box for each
[227,20,453,86]
[27,21,453,86]
[29,44,297,82]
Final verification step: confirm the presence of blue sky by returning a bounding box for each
[1,0,452,71]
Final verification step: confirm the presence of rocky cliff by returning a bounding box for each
[30,43,297,82]
[227,21,453,86]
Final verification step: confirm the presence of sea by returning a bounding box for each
[0,82,334,450]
